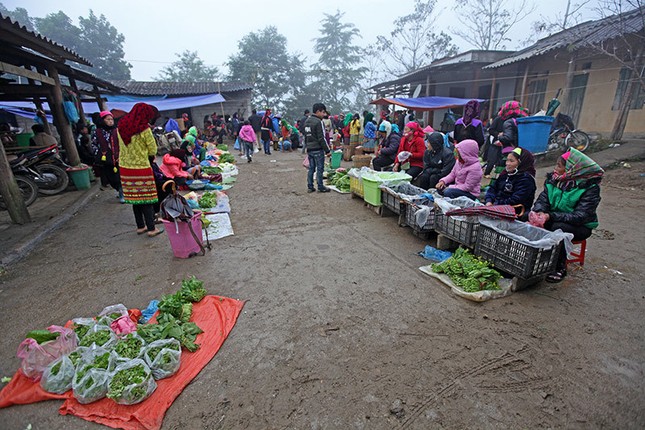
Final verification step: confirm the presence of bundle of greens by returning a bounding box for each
[432,248,502,292]
[143,338,182,380]
[202,166,222,175]
[72,350,113,403]
[216,144,228,151]
[180,276,207,302]
[72,321,94,341]
[41,355,75,394]
[25,330,60,344]
[158,292,193,323]
[79,329,112,347]
[113,333,145,359]
[107,360,156,405]
[199,191,217,209]
[218,153,236,164]
[330,170,350,192]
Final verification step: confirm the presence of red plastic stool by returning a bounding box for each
[567,240,587,267]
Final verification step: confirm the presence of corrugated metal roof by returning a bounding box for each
[110,81,253,96]
[0,14,92,66]
[485,6,645,69]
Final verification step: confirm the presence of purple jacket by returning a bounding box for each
[440,139,483,197]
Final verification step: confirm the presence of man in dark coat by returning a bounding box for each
[416,132,455,190]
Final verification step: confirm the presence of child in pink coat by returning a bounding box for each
[238,120,256,163]
[436,139,483,200]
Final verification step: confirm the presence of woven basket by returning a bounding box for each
[352,155,372,169]
[342,143,359,161]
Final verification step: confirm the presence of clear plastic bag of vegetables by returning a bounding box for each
[78,324,117,349]
[40,354,75,394]
[107,359,157,405]
[142,338,182,380]
[112,332,146,360]
[72,347,117,404]
[97,304,128,326]
[71,318,96,343]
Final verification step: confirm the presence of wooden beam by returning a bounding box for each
[0,61,54,85]
[47,65,80,166]
[0,85,52,96]
[68,77,85,125]
[0,143,31,224]
[520,64,530,106]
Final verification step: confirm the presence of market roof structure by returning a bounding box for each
[111,81,253,96]
[485,6,645,69]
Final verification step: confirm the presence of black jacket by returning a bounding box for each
[485,171,536,210]
[498,118,518,148]
[304,115,329,153]
[249,114,262,132]
[379,133,401,157]
[422,146,455,178]
[532,174,602,226]
[454,122,485,147]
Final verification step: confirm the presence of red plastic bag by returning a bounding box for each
[16,326,77,381]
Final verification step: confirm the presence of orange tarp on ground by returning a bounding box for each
[0,295,244,430]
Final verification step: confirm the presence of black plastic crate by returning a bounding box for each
[474,223,561,279]
[404,203,435,233]
[434,212,479,247]
[381,188,405,215]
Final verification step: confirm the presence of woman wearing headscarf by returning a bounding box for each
[531,148,603,283]
[372,120,401,171]
[181,113,192,136]
[393,122,425,179]
[260,109,273,155]
[495,100,529,150]
[436,139,483,200]
[454,100,485,148]
[484,147,537,215]
[417,132,455,190]
[117,102,163,237]
[92,110,123,202]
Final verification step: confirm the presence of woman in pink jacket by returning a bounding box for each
[436,139,483,200]
[159,149,196,185]
[238,120,256,163]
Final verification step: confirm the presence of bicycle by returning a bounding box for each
[547,114,590,153]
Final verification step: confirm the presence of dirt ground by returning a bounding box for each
[0,152,644,429]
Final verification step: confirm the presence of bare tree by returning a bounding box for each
[454,0,536,50]
[522,0,593,46]
[376,0,458,76]
[588,0,644,139]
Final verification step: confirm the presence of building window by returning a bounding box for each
[612,67,645,110]
[527,79,548,114]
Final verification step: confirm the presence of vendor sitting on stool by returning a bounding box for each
[530,148,603,283]
[435,139,483,200]
[484,146,537,218]
[416,131,455,190]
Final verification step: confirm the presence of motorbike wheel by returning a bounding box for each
[0,176,38,210]
[566,130,590,152]
[35,164,69,195]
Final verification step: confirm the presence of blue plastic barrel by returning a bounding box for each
[516,116,554,154]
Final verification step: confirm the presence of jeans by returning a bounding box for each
[307,150,325,190]
[133,204,156,231]
[243,140,253,159]
[262,139,272,154]
[441,187,478,200]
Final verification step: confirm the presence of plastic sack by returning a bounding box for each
[72,347,117,404]
[40,354,75,394]
[107,359,157,405]
[71,318,96,343]
[139,300,159,324]
[419,246,452,262]
[234,138,240,150]
[97,304,128,326]
[204,183,223,191]
[528,211,548,228]
[397,151,412,163]
[419,265,514,302]
[479,218,574,255]
[142,338,182,380]
[110,316,137,337]
[414,205,433,228]
[17,325,78,380]
[112,332,146,360]
[302,156,310,169]
[77,324,117,349]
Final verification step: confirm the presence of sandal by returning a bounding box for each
[147,228,164,237]
[546,270,567,283]
[136,228,147,235]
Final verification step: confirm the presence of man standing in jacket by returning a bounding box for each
[248,109,262,152]
[304,103,330,193]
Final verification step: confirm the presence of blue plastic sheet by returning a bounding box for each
[139,300,159,323]
[419,246,452,262]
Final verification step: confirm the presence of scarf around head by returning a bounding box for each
[187,126,198,138]
[405,121,424,140]
[560,148,604,182]
[509,147,536,177]
[118,103,158,145]
[462,100,480,125]
[499,101,529,121]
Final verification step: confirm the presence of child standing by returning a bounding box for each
[238,120,257,163]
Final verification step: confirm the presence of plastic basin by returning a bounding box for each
[516,116,554,154]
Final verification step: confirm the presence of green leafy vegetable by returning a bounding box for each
[50,361,62,376]
[432,248,502,292]
[79,330,111,347]
[25,330,60,344]
[216,144,228,151]
[114,334,143,359]
[218,153,235,164]
[73,324,91,340]
[180,276,207,302]
[202,166,222,175]
[199,191,217,209]
[68,351,82,368]
[107,364,147,400]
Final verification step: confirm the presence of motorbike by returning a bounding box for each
[0,162,39,210]
[10,144,70,195]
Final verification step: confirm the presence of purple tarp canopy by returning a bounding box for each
[371,96,486,111]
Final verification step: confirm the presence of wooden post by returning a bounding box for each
[93,85,107,111]
[68,77,85,124]
[0,144,31,224]
[47,65,80,166]
[218,82,225,117]
[520,64,530,105]
[489,70,497,118]
[560,55,576,114]
[423,75,430,127]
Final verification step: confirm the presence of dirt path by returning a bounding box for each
[0,153,643,429]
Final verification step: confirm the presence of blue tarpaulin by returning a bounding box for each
[0,93,226,116]
[371,96,486,111]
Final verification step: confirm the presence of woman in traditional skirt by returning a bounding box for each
[117,103,164,237]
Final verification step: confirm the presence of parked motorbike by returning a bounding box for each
[10,144,70,195]
[0,165,38,210]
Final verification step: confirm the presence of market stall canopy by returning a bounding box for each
[371,96,486,111]
[0,93,226,116]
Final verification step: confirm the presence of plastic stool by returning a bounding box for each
[567,239,587,267]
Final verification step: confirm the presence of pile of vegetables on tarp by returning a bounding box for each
[327,168,350,192]
[16,277,209,405]
[431,248,502,292]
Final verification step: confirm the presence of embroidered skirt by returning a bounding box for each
[120,166,158,205]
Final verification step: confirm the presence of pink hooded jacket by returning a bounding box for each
[159,153,188,179]
[238,124,256,143]
[439,139,482,197]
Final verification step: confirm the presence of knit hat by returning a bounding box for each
[99,111,113,118]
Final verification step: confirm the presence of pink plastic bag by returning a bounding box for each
[302,156,310,169]
[110,315,137,336]
[528,211,548,228]
[16,325,78,380]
